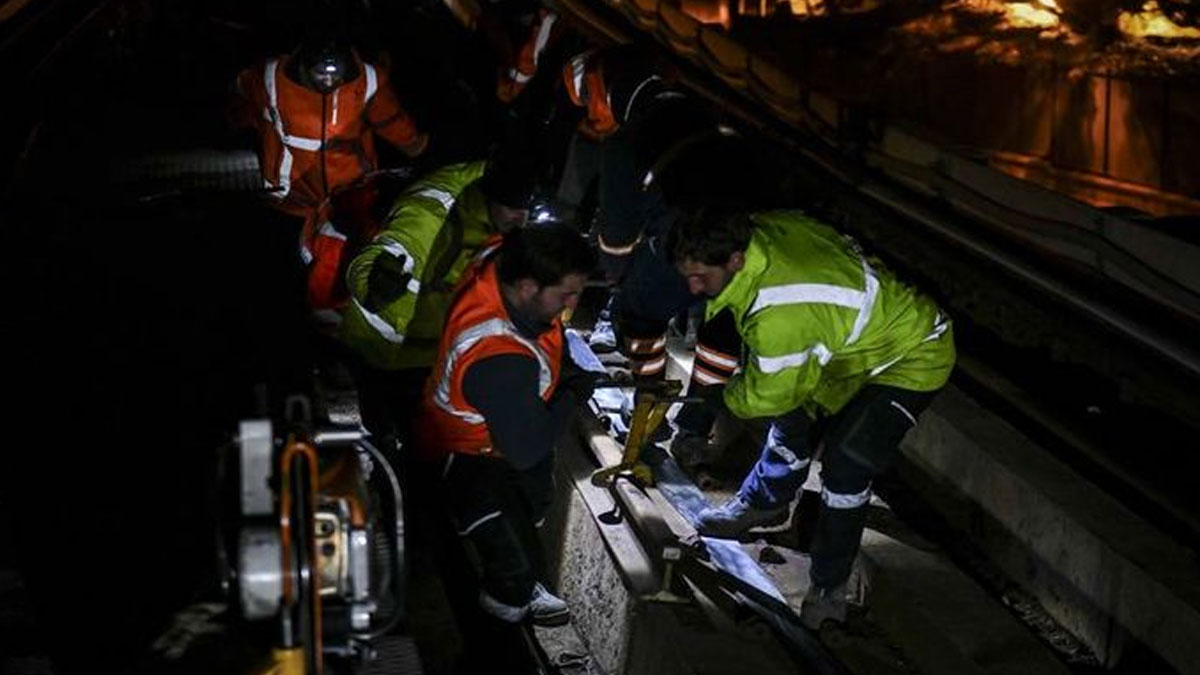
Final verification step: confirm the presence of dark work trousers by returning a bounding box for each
[554,132,603,224]
[613,234,692,330]
[439,452,554,607]
[613,235,695,386]
[411,454,545,674]
[351,362,432,560]
[351,363,430,454]
[739,385,939,588]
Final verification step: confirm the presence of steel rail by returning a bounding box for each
[574,411,852,675]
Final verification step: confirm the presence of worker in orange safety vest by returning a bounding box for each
[415,225,597,628]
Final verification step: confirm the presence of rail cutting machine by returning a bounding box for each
[221,420,405,675]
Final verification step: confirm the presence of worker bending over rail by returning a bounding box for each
[673,208,955,629]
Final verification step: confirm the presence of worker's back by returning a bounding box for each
[710,210,955,417]
[340,161,491,370]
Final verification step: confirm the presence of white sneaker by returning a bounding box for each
[478,590,527,624]
[528,583,570,626]
[588,316,617,354]
[478,583,570,627]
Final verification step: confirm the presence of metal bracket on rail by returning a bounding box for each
[590,379,702,489]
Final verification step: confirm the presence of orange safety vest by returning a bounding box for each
[562,50,620,140]
[416,256,564,459]
[236,53,424,219]
[496,9,560,103]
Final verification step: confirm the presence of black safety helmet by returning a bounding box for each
[603,44,678,127]
[294,40,359,93]
[481,137,540,209]
[643,123,790,211]
[628,97,719,181]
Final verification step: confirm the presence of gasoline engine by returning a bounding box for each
[221,419,405,675]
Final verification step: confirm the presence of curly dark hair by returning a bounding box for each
[498,224,597,287]
[670,208,753,266]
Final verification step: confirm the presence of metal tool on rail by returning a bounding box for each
[589,378,702,488]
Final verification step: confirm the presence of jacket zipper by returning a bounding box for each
[320,92,329,198]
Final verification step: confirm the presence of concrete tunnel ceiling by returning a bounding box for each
[3,0,1198,214]
[572,0,1200,216]
[678,0,1200,75]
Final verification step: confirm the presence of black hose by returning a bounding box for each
[290,451,321,674]
[351,438,408,640]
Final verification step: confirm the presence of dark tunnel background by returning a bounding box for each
[0,1,508,670]
[4,0,1200,672]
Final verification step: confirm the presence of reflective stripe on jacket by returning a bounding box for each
[236,54,423,218]
[561,48,671,141]
[306,220,352,329]
[417,258,565,457]
[563,50,619,139]
[301,181,383,328]
[497,9,560,103]
[707,210,955,418]
[340,162,491,370]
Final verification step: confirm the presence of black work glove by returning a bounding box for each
[558,369,602,404]
[669,430,717,469]
[599,251,633,285]
[364,251,412,313]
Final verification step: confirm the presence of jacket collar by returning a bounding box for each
[706,229,767,322]
[480,260,556,340]
[452,183,491,234]
[502,291,552,339]
[280,52,364,95]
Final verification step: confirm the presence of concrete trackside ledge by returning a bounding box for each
[541,427,799,675]
[898,384,1200,673]
[544,437,645,674]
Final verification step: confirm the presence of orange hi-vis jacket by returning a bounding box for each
[496,9,560,103]
[562,49,620,140]
[417,257,565,459]
[300,181,382,330]
[236,53,425,219]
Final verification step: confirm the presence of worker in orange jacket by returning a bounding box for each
[439,0,566,104]
[235,40,429,219]
[494,7,563,103]
[235,40,430,330]
[415,225,597,627]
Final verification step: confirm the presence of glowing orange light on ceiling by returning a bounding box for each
[1004,1,1060,28]
[681,0,732,27]
[1117,1,1200,38]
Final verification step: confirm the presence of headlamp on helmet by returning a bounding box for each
[297,42,357,93]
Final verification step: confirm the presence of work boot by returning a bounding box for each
[799,582,848,630]
[695,493,797,538]
[478,583,570,627]
[669,430,719,468]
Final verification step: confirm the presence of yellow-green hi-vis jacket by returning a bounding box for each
[705,210,956,420]
[341,161,495,370]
